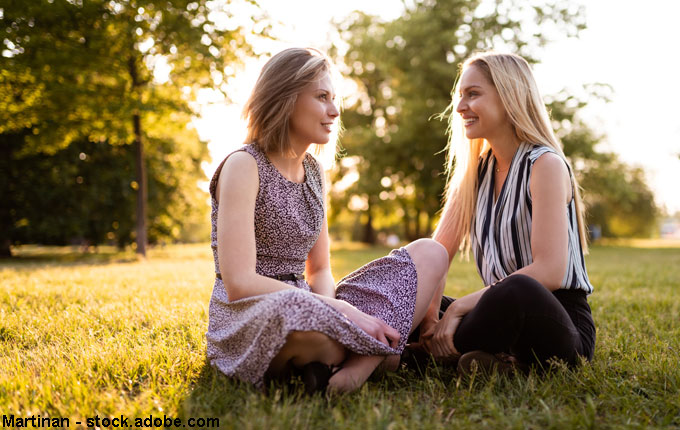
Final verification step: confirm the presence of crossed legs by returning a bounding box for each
[328,238,449,392]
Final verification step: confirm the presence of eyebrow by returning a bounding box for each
[460,85,482,93]
[315,88,336,98]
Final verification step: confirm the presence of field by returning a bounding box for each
[1,242,679,429]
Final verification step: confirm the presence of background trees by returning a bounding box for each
[329,0,657,243]
[0,0,660,256]
[0,0,261,256]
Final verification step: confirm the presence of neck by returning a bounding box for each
[266,140,310,180]
[487,133,521,171]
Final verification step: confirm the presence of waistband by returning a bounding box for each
[215,273,304,282]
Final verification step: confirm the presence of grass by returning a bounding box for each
[1,242,679,429]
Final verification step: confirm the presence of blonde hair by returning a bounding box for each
[242,47,337,159]
[435,52,589,255]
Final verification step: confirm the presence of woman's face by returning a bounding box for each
[288,71,339,146]
[456,65,510,141]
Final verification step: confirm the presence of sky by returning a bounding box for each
[194,0,680,214]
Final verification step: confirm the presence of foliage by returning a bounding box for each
[0,0,257,148]
[547,87,659,237]
[1,242,679,428]
[0,0,261,255]
[329,0,586,242]
[0,127,209,249]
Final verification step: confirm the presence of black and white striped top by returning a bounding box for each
[471,141,594,294]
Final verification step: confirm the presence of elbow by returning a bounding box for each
[542,263,567,291]
[531,256,567,291]
[221,272,253,301]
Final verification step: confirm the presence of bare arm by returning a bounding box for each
[424,152,573,356]
[217,152,400,346]
[216,151,302,301]
[512,152,571,290]
[305,168,335,298]
[417,195,463,329]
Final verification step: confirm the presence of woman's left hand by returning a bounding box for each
[423,305,462,358]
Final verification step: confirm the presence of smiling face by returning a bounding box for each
[456,64,512,142]
[288,72,339,147]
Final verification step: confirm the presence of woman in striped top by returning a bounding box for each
[420,52,596,373]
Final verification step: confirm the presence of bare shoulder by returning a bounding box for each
[224,150,257,171]
[531,151,571,202]
[533,151,567,175]
[216,151,259,201]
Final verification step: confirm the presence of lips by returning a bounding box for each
[322,122,333,132]
[463,117,478,127]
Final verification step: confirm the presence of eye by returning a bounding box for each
[318,93,328,101]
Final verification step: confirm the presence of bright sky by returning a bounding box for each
[195,0,680,214]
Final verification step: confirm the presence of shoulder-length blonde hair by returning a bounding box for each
[435,51,589,255]
[242,47,337,158]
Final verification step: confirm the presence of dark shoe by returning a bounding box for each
[299,362,340,395]
[401,344,433,370]
[401,344,461,370]
[457,350,529,377]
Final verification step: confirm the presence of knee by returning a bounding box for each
[405,238,449,278]
[487,274,548,307]
[496,274,545,294]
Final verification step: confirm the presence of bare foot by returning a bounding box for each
[327,354,384,393]
[376,354,400,373]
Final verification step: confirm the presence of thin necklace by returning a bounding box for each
[495,165,509,173]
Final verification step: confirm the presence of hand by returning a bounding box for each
[424,305,462,358]
[335,300,400,348]
[414,315,438,346]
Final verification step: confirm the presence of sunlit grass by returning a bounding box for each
[1,242,679,429]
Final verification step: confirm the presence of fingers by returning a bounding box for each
[429,319,458,358]
[344,304,402,349]
[420,325,435,341]
[385,325,400,348]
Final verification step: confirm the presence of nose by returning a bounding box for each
[328,101,340,118]
[456,97,466,114]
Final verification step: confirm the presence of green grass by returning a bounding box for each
[1,242,679,429]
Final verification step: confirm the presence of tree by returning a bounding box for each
[331,0,585,242]
[547,87,658,237]
[0,0,261,256]
[0,124,209,250]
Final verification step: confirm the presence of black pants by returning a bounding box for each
[439,274,595,366]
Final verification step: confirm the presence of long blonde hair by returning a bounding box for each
[435,52,589,256]
[242,47,338,160]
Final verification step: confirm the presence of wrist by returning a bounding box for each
[422,309,439,324]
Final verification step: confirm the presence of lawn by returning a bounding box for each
[1,242,679,429]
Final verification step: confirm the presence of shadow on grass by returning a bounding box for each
[180,361,265,420]
[0,245,139,267]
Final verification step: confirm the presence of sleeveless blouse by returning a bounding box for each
[471,142,594,294]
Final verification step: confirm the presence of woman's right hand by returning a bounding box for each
[332,299,400,349]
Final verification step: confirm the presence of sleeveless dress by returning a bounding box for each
[206,144,418,388]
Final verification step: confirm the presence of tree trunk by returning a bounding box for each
[361,202,376,244]
[414,210,422,239]
[0,240,11,258]
[132,112,147,257]
[128,54,147,257]
[402,203,413,241]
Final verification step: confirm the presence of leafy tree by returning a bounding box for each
[331,0,585,242]
[0,125,208,251]
[0,0,260,255]
[548,87,658,237]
